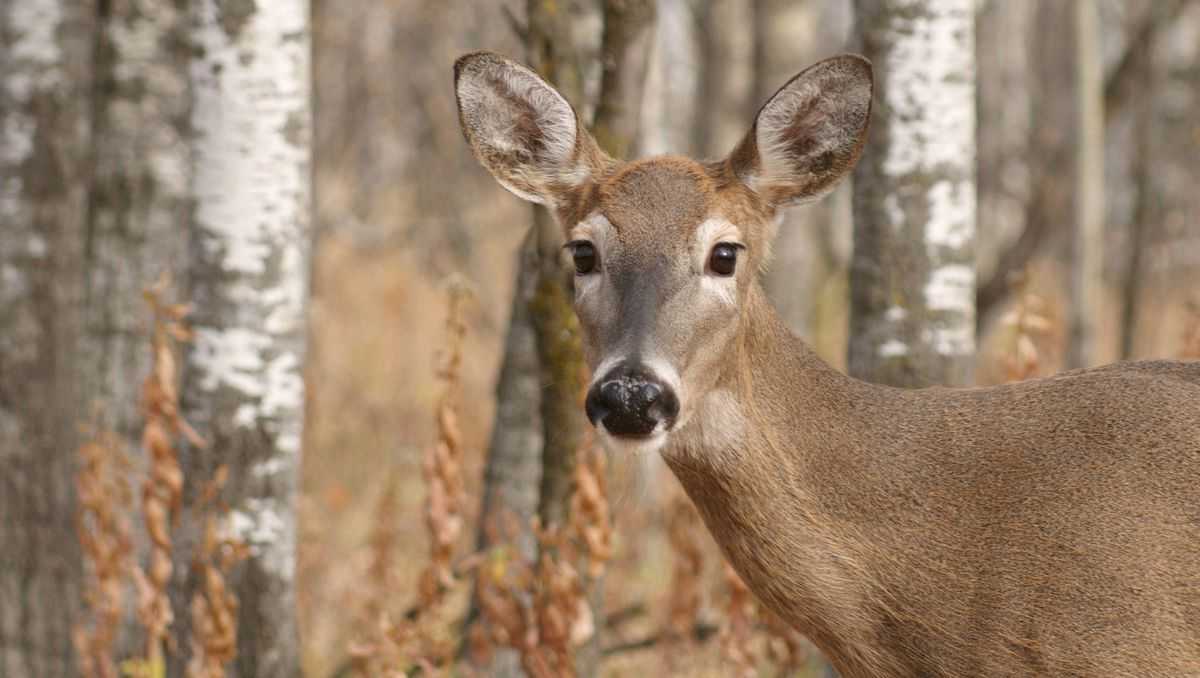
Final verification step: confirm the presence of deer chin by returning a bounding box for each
[595,424,670,457]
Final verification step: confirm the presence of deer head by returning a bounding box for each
[454,51,872,455]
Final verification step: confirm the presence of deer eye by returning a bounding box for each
[571,241,597,275]
[708,243,740,276]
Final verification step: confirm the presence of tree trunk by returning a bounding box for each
[0,1,94,676]
[83,0,193,661]
[849,0,977,388]
[1065,0,1104,369]
[466,231,544,677]
[640,0,701,157]
[175,2,312,676]
[1120,7,1167,360]
[526,0,593,540]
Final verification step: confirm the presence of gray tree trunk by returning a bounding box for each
[849,0,977,388]
[1065,0,1104,369]
[640,0,701,158]
[175,2,312,676]
[0,2,94,676]
[83,0,193,661]
[466,231,544,677]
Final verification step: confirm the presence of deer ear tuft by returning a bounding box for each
[455,51,599,206]
[728,55,873,209]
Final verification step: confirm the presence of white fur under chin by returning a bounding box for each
[596,426,670,457]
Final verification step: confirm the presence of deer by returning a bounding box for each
[453,50,1200,677]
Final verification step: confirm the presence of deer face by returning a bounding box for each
[455,51,872,454]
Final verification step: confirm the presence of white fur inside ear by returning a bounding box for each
[752,78,827,201]
[457,59,587,201]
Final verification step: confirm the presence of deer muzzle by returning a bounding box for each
[585,363,680,438]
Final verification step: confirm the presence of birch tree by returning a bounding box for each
[176,2,312,675]
[849,0,977,387]
[0,2,93,676]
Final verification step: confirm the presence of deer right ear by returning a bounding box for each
[455,51,601,207]
[727,55,873,210]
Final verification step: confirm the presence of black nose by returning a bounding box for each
[585,366,679,437]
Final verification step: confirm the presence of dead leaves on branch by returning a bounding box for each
[75,274,243,678]
[74,431,136,678]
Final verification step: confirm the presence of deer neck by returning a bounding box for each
[662,282,895,665]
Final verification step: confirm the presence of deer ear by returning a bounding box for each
[455,51,601,207]
[728,55,873,209]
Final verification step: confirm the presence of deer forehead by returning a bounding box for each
[566,156,761,254]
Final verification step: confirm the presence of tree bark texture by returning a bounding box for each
[83,0,193,660]
[849,0,977,388]
[466,231,544,678]
[176,2,312,675]
[1065,0,1104,370]
[526,0,593,538]
[0,1,94,675]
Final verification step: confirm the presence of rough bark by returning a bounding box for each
[849,0,977,387]
[83,0,193,661]
[175,2,312,676]
[0,1,94,675]
[593,0,655,159]
[526,0,592,543]
[466,232,544,677]
[1065,0,1104,369]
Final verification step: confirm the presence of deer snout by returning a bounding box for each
[585,366,679,438]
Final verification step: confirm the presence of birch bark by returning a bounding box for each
[176,2,312,675]
[0,1,93,675]
[849,0,977,387]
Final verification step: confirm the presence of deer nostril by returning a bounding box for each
[586,380,623,427]
[640,382,662,405]
[601,381,626,408]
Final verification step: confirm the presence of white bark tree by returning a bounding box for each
[176,2,312,675]
[0,1,93,675]
[849,0,977,387]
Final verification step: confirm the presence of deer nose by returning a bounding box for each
[585,368,679,438]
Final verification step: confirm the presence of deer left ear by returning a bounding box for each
[455,51,605,208]
[727,55,873,209]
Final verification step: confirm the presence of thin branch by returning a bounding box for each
[1103,0,1188,118]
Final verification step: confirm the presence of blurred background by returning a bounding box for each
[2,0,1198,677]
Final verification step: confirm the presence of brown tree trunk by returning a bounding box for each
[0,2,95,675]
[525,0,594,539]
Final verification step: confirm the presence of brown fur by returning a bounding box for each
[668,288,1200,676]
[455,51,1200,677]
